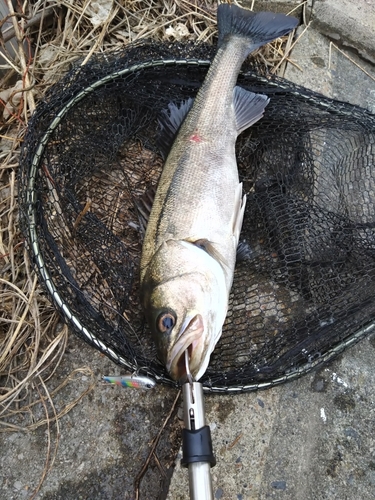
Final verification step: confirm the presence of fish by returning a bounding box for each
[139,3,298,381]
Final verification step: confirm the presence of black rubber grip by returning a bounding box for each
[181,425,216,468]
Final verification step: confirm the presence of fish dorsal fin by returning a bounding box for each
[158,98,194,159]
[233,87,269,134]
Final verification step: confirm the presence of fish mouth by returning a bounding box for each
[167,314,204,381]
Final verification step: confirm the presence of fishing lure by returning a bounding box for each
[102,374,156,390]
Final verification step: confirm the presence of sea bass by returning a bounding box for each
[140,4,298,381]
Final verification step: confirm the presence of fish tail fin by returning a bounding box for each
[217,4,298,55]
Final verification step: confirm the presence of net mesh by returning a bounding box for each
[18,40,375,392]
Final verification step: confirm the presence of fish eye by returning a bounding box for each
[156,311,176,334]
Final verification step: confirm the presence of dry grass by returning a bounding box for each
[2,0,212,436]
[0,0,299,440]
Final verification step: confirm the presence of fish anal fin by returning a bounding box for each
[134,185,156,235]
[233,87,269,134]
[158,98,194,159]
[236,240,252,263]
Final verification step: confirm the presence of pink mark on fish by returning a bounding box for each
[189,133,203,143]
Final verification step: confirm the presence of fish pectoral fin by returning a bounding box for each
[232,183,247,246]
[188,238,229,270]
[233,86,269,135]
[157,98,194,159]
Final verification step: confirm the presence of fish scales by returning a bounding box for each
[139,4,298,381]
[143,46,247,282]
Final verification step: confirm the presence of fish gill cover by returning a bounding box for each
[18,39,375,392]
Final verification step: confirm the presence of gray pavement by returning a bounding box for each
[1,1,375,499]
[168,339,375,499]
[306,0,375,65]
[0,335,182,500]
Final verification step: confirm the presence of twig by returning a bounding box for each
[0,274,38,368]
[329,42,375,83]
[73,199,92,232]
[28,376,61,500]
[6,170,16,280]
[152,451,167,477]
[80,3,120,66]
[31,5,56,82]
[0,134,23,142]
[277,31,294,77]
[271,22,311,75]
[5,0,35,115]
[134,390,181,500]
[287,0,307,17]
[227,432,243,449]
[0,49,22,74]
[1,6,56,44]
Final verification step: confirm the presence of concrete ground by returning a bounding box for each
[1,1,375,499]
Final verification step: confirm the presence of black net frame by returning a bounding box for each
[19,40,375,392]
